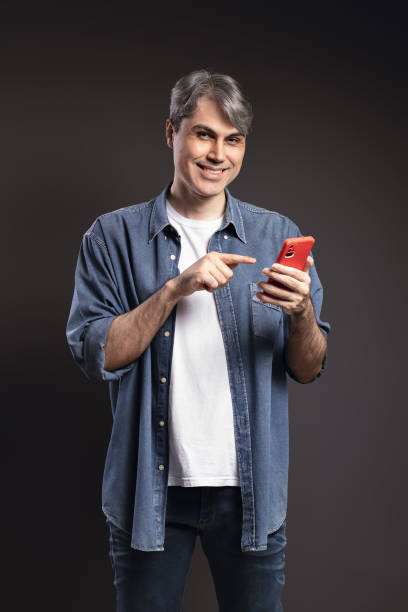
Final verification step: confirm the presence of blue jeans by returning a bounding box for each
[106,486,286,611]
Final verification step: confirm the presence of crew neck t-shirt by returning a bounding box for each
[165,199,240,487]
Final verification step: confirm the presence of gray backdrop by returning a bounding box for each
[3,3,407,611]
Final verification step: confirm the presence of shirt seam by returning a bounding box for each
[85,228,107,250]
[85,221,123,299]
[96,200,152,219]
[237,200,294,223]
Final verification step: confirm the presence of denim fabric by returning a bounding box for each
[66,181,331,552]
[107,485,286,612]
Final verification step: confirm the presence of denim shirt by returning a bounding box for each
[66,181,331,552]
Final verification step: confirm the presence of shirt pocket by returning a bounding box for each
[248,281,283,341]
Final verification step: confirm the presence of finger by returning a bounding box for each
[268,263,306,281]
[208,264,230,285]
[255,291,293,310]
[215,259,236,279]
[262,272,302,292]
[199,271,219,292]
[219,253,257,265]
[303,255,314,273]
[258,279,298,299]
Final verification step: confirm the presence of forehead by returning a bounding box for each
[184,95,240,134]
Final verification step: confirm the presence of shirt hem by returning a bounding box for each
[103,507,165,552]
[241,515,287,552]
[102,507,132,535]
[167,476,240,486]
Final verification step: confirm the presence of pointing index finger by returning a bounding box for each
[221,253,257,263]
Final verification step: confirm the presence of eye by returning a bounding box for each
[228,136,243,145]
[197,131,210,138]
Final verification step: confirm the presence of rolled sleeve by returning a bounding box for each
[66,220,136,382]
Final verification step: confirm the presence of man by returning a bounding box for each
[66,69,330,611]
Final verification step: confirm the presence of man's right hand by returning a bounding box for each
[167,251,257,300]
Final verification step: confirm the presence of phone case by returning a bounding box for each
[267,236,315,288]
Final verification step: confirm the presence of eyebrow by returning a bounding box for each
[191,123,245,138]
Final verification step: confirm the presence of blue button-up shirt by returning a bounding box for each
[66,181,331,552]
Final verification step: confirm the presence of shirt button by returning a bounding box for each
[159,420,165,426]
[164,235,167,240]
[224,235,228,239]
[164,331,170,337]
[161,377,167,383]
[158,464,165,470]
[170,254,176,260]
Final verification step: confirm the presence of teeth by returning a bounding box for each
[200,166,223,174]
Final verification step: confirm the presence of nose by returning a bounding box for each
[207,138,225,164]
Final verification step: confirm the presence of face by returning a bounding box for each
[166,95,246,200]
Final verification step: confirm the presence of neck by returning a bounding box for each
[167,180,226,220]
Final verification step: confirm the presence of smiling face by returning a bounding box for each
[166,95,246,204]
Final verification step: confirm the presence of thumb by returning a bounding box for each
[303,255,314,274]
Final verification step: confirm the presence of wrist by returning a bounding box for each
[164,278,181,304]
[291,297,314,321]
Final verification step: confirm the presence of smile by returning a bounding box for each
[197,163,228,176]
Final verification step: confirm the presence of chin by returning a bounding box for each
[195,178,226,194]
[198,186,225,199]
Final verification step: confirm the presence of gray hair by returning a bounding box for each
[169,69,253,136]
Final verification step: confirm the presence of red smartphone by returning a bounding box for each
[267,236,315,288]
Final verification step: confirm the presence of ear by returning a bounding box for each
[165,119,174,149]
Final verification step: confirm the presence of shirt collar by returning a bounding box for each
[148,181,247,244]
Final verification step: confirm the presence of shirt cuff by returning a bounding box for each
[83,316,136,382]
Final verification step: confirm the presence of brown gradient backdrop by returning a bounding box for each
[2,3,407,611]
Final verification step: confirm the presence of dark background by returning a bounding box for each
[3,2,407,610]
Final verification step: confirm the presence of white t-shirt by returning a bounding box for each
[166,199,240,487]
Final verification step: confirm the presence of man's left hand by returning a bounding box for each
[256,256,314,316]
